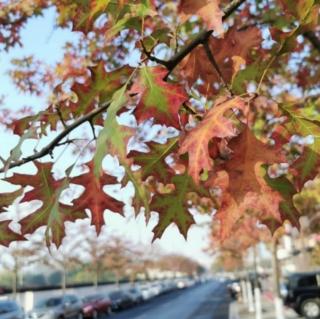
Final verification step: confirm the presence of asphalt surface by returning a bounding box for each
[109,281,231,319]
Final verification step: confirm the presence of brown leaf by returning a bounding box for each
[222,127,285,202]
[179,96,247,183]
[178,0,224,34]
[180,26,262,92]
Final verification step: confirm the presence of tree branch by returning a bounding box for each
[304,31,320,53]
[0,102,110,173]
[163,0,246,77]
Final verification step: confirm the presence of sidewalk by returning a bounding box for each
[232,291,302,319]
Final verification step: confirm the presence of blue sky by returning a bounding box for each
[0,8,213,267]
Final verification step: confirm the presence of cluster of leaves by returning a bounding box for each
[0,0,320,248]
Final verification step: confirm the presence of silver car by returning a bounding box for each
[27,295,83,319]
[0,300,24,319]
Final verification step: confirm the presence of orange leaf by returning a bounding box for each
[222,127,285,202]
[180,26,262,92]
[179,96,247,183]
[178,0,224,35]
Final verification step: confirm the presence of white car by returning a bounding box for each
[138,284,154,301]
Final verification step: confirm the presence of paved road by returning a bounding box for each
[110,281,231,319]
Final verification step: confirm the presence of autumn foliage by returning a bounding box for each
[0,0,320,247]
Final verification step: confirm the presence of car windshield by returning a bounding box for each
[0,301,19,314]
[83,295,102,303]
[36,297,63,308]
[109,291,123,299]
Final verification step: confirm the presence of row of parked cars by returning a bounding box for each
[0,278,199,319]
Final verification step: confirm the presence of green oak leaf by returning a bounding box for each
[127,138,178,182]
[150,173,209,240]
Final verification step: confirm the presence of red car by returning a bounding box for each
[82,294,112,318]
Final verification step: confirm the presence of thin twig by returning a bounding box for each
[203,41,232,94]
[0,102,110,173]
[89,120,97,140]
[140,40,170,68]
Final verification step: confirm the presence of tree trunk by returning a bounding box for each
[12,265,18,299]
[61,268,67,294]
[272,239,285,319]
[253,245,262,319]
[115,271,120,289]
[299,226,310,271]
[93,265,99,289]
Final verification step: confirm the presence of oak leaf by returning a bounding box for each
[6,162,86,247]
[178,0,224,35]
[222,127,285,202]
[180,26,262,92]
[0,188,23,212]
[0,221,25,247]
[131,66,188,129]
[179,96,247,183]
[151,174,208,239]
[70,161,124,234]
[127,138,178,182]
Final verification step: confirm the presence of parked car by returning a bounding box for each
[138,284,154,301]
[27,295,83,319]
[126,287,143,305]
[82,294,112,318]
[160,280,176,294]
[0,300,24,319]
[283,271,320,318]
[227,279,241,300]
[108,290,133,311]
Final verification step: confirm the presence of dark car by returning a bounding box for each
[82,294,112,318]
[227,279,241,300]
[283,271,320,318]
[108,291,134,311]
[0,300,24,319]
[27,295,83,319]
[126,287,143,304]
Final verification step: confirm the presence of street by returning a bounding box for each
[110,281,231,319]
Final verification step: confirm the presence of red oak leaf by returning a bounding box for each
[6,162,86,247]
[0,221,25,247]
[70,161,124,234]
[131,66,188,129]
